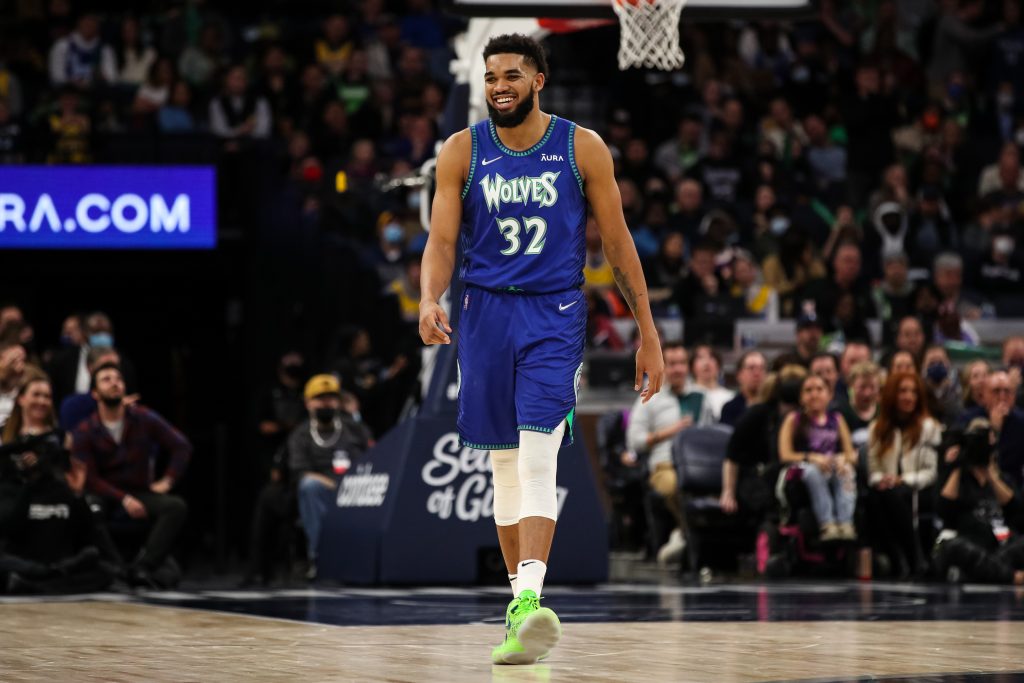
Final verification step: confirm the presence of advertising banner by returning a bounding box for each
[0,166,216,249]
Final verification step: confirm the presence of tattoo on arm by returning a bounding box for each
[612,266,639,314]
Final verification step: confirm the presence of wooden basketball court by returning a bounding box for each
[3,583,1023,682]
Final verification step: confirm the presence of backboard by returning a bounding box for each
[443,0,817,20]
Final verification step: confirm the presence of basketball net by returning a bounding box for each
[611,0,687,71]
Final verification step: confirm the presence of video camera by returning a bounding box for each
[946,421,996,470]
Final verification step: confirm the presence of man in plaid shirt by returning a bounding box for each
[72,363,192,584]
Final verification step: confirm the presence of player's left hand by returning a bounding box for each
[635,339,664,403]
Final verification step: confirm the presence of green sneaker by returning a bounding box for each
[491,590,561,665]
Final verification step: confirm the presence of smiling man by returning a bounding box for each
[418,34,663,665]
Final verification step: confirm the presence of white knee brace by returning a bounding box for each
[517,421,563,521]
[491,448,521,526]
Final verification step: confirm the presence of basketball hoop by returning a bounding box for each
[611,0,687,71]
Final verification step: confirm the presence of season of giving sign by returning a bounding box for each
[336,432,567,523]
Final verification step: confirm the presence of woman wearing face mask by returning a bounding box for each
[867,371,941,578]
[922,345,962,427]
[778,374,859,541]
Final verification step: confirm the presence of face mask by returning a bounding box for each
[925,362,948,383]
[89,332,113,348]
[994,236,1015,256]
[100,395,123,408]
[770,216,790,235]
[314,407,339,423]
[383,224,404,244]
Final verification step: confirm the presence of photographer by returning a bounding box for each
[0,374,112,593]
[935,419,1024,585]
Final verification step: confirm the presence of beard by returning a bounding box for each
[487,89,536,128]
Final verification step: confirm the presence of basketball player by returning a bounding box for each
[419,34,664,665]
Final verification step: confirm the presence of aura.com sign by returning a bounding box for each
[0,166,216,249]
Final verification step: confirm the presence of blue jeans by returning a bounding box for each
[297,475,336,561]
[799,461,856,526]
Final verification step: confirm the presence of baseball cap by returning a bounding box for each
[796,312,822,330]
[304,374,341,400]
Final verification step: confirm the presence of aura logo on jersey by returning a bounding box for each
[479,172,560,213]
[422,432,568,523]
[0,166,216,249]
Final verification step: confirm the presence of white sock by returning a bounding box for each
[508,573,518,597]
[517,559,547,597]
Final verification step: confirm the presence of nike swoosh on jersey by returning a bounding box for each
[481,156,504,166]
[558,301,579,312]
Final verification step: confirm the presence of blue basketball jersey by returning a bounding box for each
[459,115,587,294]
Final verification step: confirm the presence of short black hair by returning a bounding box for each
[810,352,839,371]
[483,34,549,78]
[90,361,123,392]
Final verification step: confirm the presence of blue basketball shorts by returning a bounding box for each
[456,285,586,450]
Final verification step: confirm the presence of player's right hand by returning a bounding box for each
[419,301,452,345]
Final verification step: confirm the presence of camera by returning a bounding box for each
[0,430,68,481]
[958,423,996,469]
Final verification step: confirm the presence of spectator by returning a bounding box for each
[1003,336,1024,409]
[58,347,129,431]
[803,241,875,334]
[840,361,883,450]
[720,350,767,427]
[688,345,735,425]
[893,315,927,366]
[0,98,25,164]
[257,351,308,463]
[978,227,1024,316]
[626,342,697,564]
[803,113,846,189]
[761,227,827,318]
[935,419,1024,585]
[730,249,778,321]
[48,13,116,89]
[867,371,941,578]
[889,350,918,377]
[158,81,196,133]
[778,374,859,541]
[772,312,822,371]
[956,371,1024,488]
[131,57,175,115]
[842,62,899,204]
[721,365,807,520]
[209,65,272,141]
[72,364,191,587]
[922,345,962,426]
[654,116,703,181]
[643,232,686,308]
[667,178,705,243]
[178,24,227,89]
[113,16,156,87]
[0,342,28,427]
[315,14,355,78]
[961,359,991,412]
[689,128,748,207]
[46,87,91,164]
[933,298,980,347]
[387,252,422,326]
[933,252,983,320]
[873,252,916,344]
[907,185,958,271]
[48,312,135,406]
[810,352,840,396]
[672,241,738,345]
[927,0,1004,91]
[835,340,872,407]
[287,374,372,579]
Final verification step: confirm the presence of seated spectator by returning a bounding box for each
[978,227,1024,316]
[158,81,196,133]
[730,249,778,321]
[58,347,131,431]
[802,241,875,335]
[178,24,227,90]
[935,419,1024,585]
[810,352,840,397]
[113,16,156,88]
[48,13,116,89]
[933,299,980,347]
[960,361,991,414]
[893,315,927,367]
[0,342,28,426]
[933,252,983,320]
[720,350,767,427]
[922,345,962,426]
[666,178,705,243]
[956,371,1024,488]
[688,345,735,425]
[643,232,686,309]
[978,142,1024,199]
[762,227,827,319]
[778,374,858,541]
[1003,336,1024,409]
[131,58,175,115]
[889,350,918,377]
[772,312,822,371]
[315,14,355,78]
[873,252,915,345]
[47,312,137,406]
[721,364,806,520]
[46,87,91,164]
[654,116,703,182]
[840,361,882,450]
[867,371,941,578]
[907,185,958,271]
[72,364,191,587]
[209,65,272,142]
[626,342,696,565]
[287,375,372,580]
[835,340,872,409]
